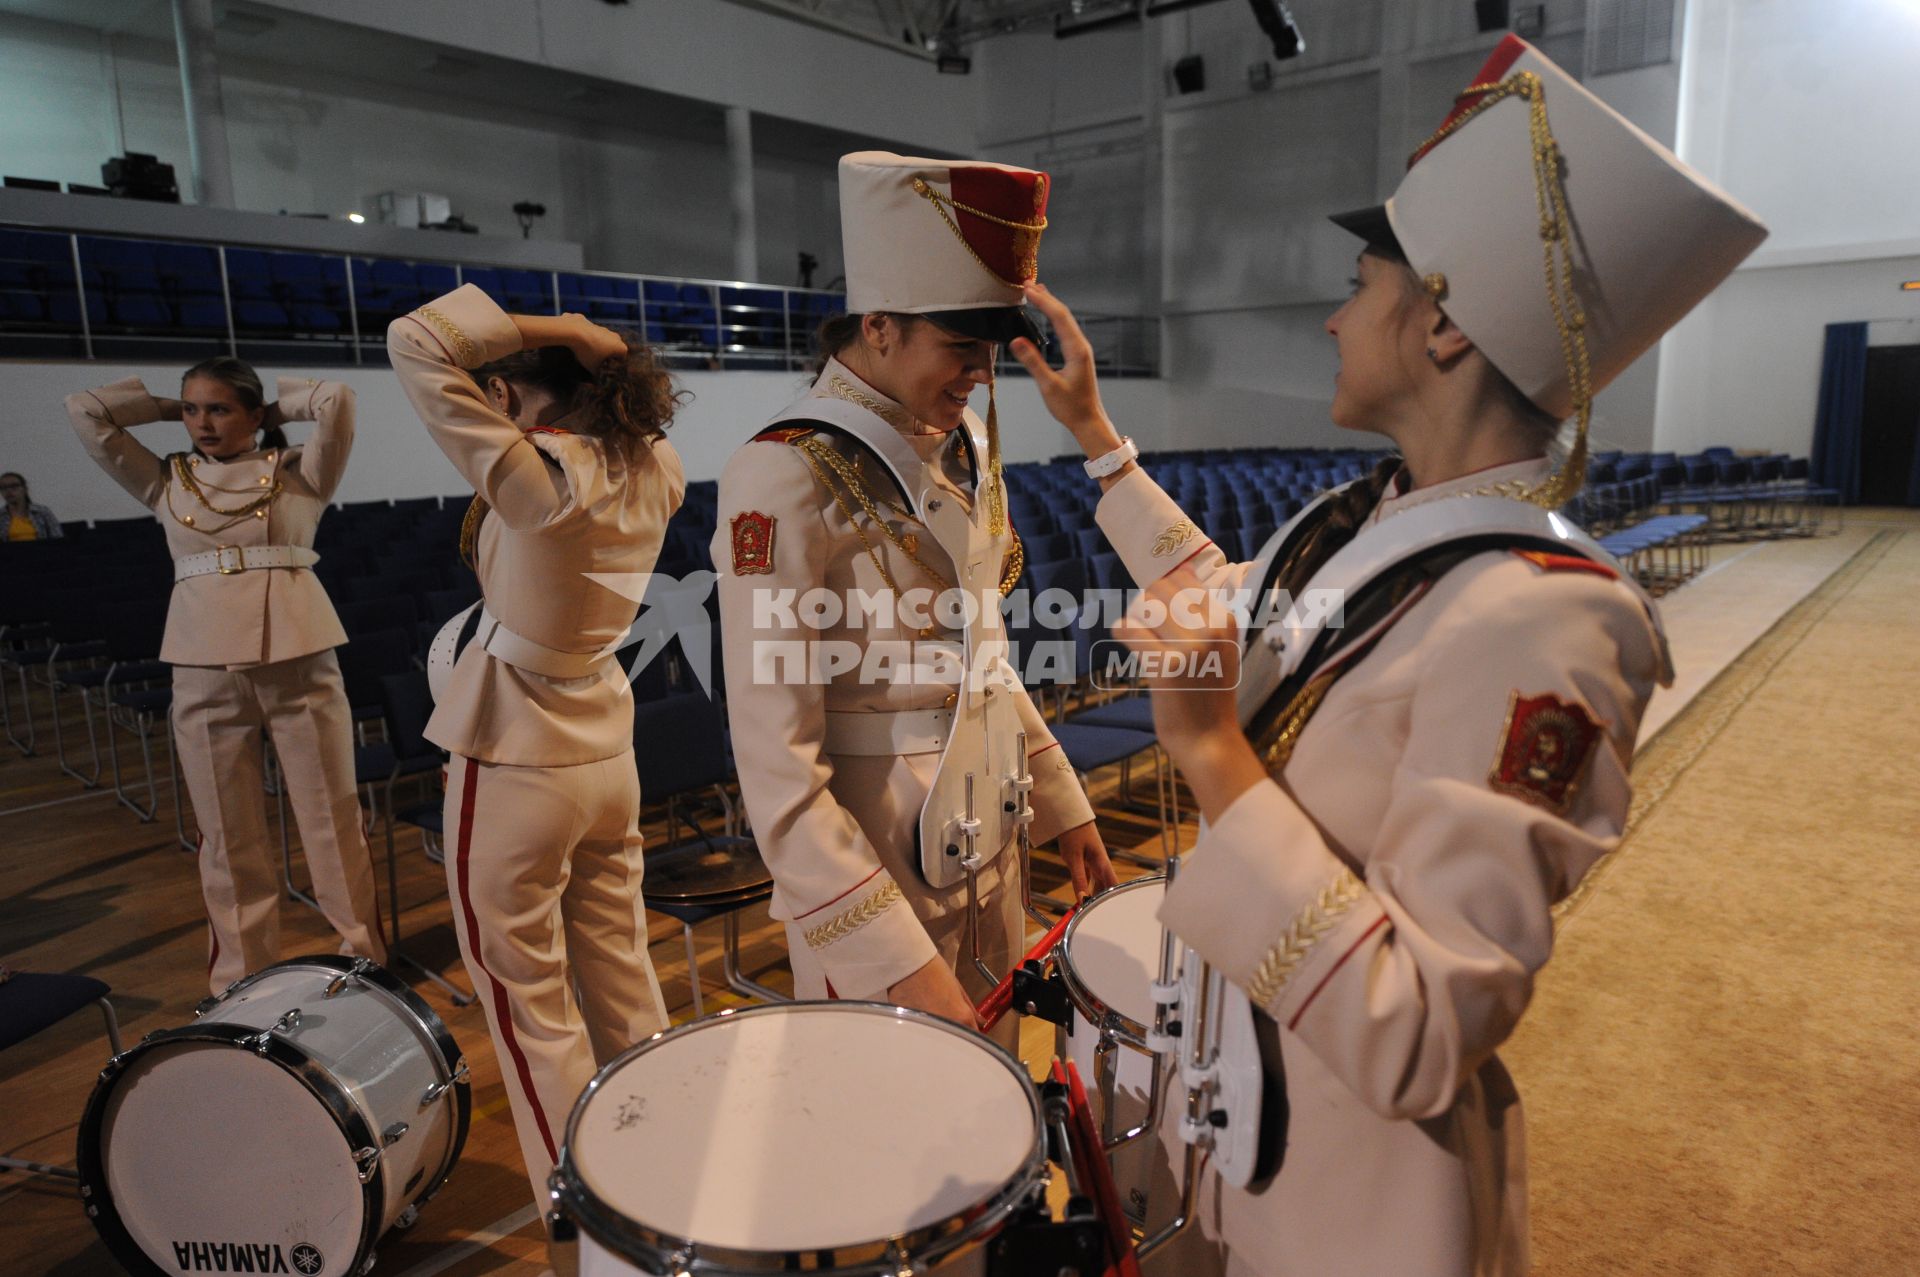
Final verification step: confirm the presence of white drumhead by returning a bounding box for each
[570,1006,1037,1253]
[1066,880,1166,1030]
[102,1042,365,1276]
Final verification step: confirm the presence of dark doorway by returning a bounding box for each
[1860,344,1920,506]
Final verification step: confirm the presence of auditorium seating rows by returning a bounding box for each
[1,443,1834,977]
[0,226,847,368]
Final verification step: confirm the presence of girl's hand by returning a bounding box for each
[557,312,628,368]
[1007,283,1123,455]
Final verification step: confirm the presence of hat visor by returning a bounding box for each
[1329,204,1405,257]
[923,306,1043,349]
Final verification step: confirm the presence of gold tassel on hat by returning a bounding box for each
[1413,69,1593,511]
[985,368,1007,537]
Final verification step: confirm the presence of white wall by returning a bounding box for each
[1653,0,1920,458]
[0,11,847,284]
[1,359,1183,526]
[261,0,978,156]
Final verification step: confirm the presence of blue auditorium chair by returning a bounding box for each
[415,262,457,295]
[462,267,503,300]
[223,248,275,300]
[630,692,780,1014]
[500,268,553,312]
[110,293,172,328]
[233,299,291,331]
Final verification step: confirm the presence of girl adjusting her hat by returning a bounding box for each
[387,284,685,1228]
[1013,36,1765,1276]
[714,152,1116,1037]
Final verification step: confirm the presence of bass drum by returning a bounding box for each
[79,956,470,1277]
[551,1001,1048,1275]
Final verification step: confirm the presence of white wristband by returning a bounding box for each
[1083,435,1138,479]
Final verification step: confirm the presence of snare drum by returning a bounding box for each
[551,1001,1048,1275]
[1057,875,1167,1220]
[79,956,470,1277]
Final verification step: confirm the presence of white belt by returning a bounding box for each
[823,707,954,757]
[473,606,612,681]
[174,545,319,580]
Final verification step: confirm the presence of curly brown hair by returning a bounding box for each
[471,331,683,461]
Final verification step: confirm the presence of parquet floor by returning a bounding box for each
[0,685,1174,1277]
[7,519,1890,1277]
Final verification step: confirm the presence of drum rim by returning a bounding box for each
[550,1000,1048,1275]
[1058,874,1168,1052]
[77,1022,384,1277]
[215,955,473,1207]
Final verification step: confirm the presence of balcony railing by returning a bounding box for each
[0,224,1159,377]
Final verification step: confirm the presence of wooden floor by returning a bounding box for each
[2,520,1885,1277]
[0,676,1176,1277]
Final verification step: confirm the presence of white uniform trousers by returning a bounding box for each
[784,868,1024,1051]
[172,651,387,995]
[443,750,670,1213]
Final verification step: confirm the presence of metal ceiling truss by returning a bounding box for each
[719,0,1151,57]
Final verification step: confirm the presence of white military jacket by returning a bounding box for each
[66,375,353,668]
[1100,458,1664,1275]
[713,360,1095,999]
[388,284,686,767]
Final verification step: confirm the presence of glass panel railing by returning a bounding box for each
[0,223,1160,376]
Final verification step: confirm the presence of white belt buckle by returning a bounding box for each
[215,544,247,575]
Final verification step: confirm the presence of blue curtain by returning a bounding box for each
[1810,321,1868,504]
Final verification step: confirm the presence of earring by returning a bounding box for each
[1426,347,1438,362]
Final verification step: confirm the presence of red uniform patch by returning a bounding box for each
[730,511,776,576]
[1511,548,1619,580]
[1489,691,1604,814]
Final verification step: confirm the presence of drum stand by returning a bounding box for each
[974,848,1243,1267]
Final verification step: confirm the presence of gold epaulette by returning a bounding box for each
[753,425,817,445]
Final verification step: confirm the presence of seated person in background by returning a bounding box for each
[2,472,63,540]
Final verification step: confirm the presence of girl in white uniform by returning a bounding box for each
[66,358,387,994]
[1012,37,1767,1277]
[387,285,685,1222]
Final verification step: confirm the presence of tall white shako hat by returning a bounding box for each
[1330,35,1768,508]
[839,150,1050,348]
[838,150,1052,534]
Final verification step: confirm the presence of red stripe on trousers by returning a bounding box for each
[453,756,559,1164]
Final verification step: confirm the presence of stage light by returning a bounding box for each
[1246,0,1303,60]
[1171,54,1206,94]
[513,201,547,240]
[346,212,365,224]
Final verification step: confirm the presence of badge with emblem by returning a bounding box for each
[730,511,776,576]
[1489,691,1603,813]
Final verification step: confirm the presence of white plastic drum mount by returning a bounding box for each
[77,955,471,1277]
[550,1001,1051,1276]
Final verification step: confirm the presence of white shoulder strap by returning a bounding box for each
[1236,496,1673,726]
[767,394,987,519]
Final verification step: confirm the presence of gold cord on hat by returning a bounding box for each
[910,176,1049,289]
[983,369,1008,537]
[1411,70,1593,511]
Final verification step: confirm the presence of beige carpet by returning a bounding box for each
[1509,527,1920,1276]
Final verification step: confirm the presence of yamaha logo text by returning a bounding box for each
[170,1239,325,1274]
